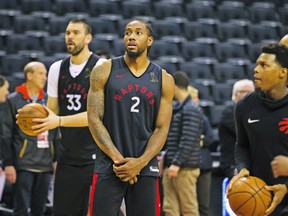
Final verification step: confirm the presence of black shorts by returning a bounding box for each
[53,162,94,215]
[90,173,161,216]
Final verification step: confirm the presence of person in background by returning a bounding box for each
[31,19,101,215]
[188,85,214,216]
[0,74,9,150]
[228,43,288,215]
[218,79,254,179]
[1,62,60,216]
[162,71,203,216]
[0,75,12,209]
[0,75,9,104]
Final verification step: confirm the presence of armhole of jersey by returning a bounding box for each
[104,58,118,92]
[59,56,70,77]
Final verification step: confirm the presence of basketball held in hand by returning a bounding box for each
[18,103,48,136]
[227,176,272,215]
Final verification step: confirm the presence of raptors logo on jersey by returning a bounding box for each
[278,118,288,134]
[114,83,155,105]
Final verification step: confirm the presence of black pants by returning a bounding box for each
[14,171,51,216]
[90,174,161,216]
[53,162,94,216]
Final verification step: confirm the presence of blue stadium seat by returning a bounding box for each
[90,17,119,35]
[153,19,182,39]
[186,1,216,21]
[214,62,246,83]
[218,20,250,41]
[149,39,182,60]
[248,2,279,23]
[0,0,18,9]
[181,40,215,60]
[88,0,119,17]
[215,40,250,62]
[180,61,215,83]
[53,0,87,16]
[2,54,30,76]
[279,3,288,24]
[184,18,219,40]
[217,1,247,21]
[211,83,233,104]
[21,0,52,14]
[248,21,283,42]
[43,35,66,56]
[122,1,153,19]
[6,34,43,54]
[48,16,69,35]
[0,9,21,29]
[155,55,185,74]
[153,1,184,19]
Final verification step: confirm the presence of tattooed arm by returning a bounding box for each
[87,59,124,162]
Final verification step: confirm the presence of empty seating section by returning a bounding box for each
[0,0,286,106]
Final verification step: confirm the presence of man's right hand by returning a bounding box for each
[5,166,16,184]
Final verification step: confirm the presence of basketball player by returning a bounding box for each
[1,62,60,215]
[32,19,101,215]
[87,19,175,216]
[228,43,288,215]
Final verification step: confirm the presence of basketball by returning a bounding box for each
[227,176,272,215]
[17,103,48,136]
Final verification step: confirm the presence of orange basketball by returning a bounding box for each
[18,103,48,136]
[227,176,272,215]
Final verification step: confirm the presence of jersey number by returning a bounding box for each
[66,94,81,111]
[131,97,140,113]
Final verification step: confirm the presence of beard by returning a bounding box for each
[67,43,85,56]
[126,46,146,58]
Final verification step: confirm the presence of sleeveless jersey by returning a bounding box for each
[58,54,99,165]
[94,56,163,177]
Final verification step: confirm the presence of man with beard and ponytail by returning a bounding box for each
[87,18,175,216]
[31,19,101,215]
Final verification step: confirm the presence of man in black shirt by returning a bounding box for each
[228,43,288,215]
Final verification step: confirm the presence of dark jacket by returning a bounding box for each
[200,115,213,171]
[1,83,60,172]
[218,102,236,177]
[164,96,203,168]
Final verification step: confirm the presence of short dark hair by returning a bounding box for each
[126,18,154,37]
[172,71,189,89]
[69,18,92,35]
[261,43,288,68]
[0,75,7,87]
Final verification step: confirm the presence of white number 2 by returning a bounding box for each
[131,97,140,113]
[66,94,81,111]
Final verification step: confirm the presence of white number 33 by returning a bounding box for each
[66,94,81,111]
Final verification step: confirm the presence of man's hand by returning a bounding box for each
[167,164,180,179]
[265,184,287,215]
[5,166,16,184]
[271,155,288,178]
[227,168,249,191]
[113,158,144,185]
[30,107,60,133]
